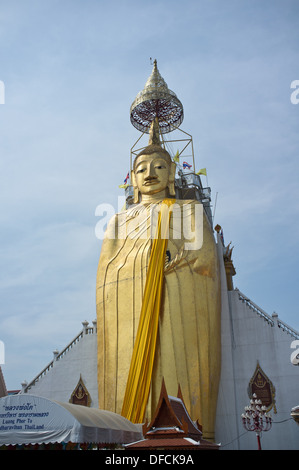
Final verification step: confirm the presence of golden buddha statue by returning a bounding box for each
[96,63,221,441]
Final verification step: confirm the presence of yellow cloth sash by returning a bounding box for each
[121,199,175,423]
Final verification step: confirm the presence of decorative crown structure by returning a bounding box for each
[130,59,184,134]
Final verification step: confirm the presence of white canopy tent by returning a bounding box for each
[0,394,143,447]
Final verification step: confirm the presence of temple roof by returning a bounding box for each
[126,380,219,450]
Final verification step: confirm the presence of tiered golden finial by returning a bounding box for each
[130,59,184,134]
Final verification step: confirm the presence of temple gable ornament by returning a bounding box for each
[69,375,91,407]
[248,361,277,414]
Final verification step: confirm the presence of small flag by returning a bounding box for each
[183,161,192,169]
[196,168,207,176]
[220,229,224,245]
[119,171,130,188]
[173,150,180,163]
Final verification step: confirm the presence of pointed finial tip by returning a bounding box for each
[150,57,157,68]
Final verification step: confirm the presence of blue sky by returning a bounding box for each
[0,0,298,390]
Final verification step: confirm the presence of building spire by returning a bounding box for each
[130,59,184,134]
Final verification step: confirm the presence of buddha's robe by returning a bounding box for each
[96,198,221,440]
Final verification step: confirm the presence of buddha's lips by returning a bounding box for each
[143,179,159,186]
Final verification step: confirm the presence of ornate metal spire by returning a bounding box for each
[148,117,161,145]
[130,59,184,134]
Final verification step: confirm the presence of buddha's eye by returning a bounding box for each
[136,168,146,174]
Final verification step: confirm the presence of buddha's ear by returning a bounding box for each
[168,161,176,196]
[131,170,139,203]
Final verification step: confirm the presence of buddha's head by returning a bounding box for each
[131,120,176,203]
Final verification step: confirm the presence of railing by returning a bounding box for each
[236,288,299,339]
[276,318,299,340]
[236,289,275,326]
[54,331,84,361]
[21,321,96,393]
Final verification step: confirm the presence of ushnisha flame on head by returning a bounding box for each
[132,119,176,203]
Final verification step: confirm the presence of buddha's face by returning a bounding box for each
[134,152,171,196]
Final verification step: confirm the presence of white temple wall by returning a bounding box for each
[22,323,98,408]
[214,236,239,449]
[216,282,299,449]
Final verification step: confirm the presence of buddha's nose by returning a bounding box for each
[145,174,157,181]
[145,165,157,179]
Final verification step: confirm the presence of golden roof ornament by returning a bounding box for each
[130,59,184,134]
[148,117,161,146]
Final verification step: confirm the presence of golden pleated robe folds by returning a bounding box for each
[96,198,221,440]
